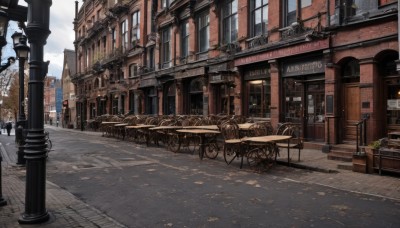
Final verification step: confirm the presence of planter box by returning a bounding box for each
[352,153,367,173]
[374,148,400,175]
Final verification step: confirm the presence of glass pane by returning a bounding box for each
[232,0,238,13]
[255,9,262,36]
[263,5,268,25]
[223,3,230,18]
[231,15,238,41]
[288,0,296,12]
[255,0,262,8]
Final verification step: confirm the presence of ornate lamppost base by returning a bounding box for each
[18,211,50,224]
[0,197,6,206]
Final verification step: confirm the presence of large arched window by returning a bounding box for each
[342,58,360,83]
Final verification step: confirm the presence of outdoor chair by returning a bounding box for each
[220,121,245,168]
[275,123,304,162]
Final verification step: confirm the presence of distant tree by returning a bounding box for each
[2,71,19,121]
[0,64,18,122]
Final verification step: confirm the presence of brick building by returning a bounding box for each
[44,76,62,125]
[72,0,399,151]
[61,49,77,128]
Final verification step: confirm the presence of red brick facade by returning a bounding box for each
[73,0,400,145]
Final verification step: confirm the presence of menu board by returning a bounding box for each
[387,99,400,110]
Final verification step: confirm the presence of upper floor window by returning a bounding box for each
[121,20,128,51]
[197,11,209,53]
[161,27,171,68]
[111,28,116,51]
[222,0,238,44]
[129,63,138,78]
[283,0,312,27]
[251,0,268,37]
[181,20,189,59]
[131,11,140,47]
[284,0,297,27]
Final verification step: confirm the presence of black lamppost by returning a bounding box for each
[18,0,52,224]
[0,8,10,208]
[12,31,29,166]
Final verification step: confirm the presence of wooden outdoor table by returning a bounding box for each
[101,122,121,124]
[125,125,156,146]
[183,125,219,130]
[149,126,183,148]
[149,126,183,130]
[238,123,254,130]
[100,122,121,136]
[243,135,292,164]
[114,123,129,127]
[242,135,291,167]
[176,129,220,160]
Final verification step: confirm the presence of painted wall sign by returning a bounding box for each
[234,39,329,66]
[175,67,205,79]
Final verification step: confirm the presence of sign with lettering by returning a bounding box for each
[209,63,230,73]
[282,59,324,77]
[139,78,157,88]
[176,67,205,79]
[234,39,329,66]
[244,67,269,80]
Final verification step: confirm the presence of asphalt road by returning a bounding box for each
[46,128,400,228]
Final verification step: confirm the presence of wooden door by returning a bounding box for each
[344,84,360,141]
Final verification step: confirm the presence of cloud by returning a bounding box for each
[1,1,76,78]
[45,0,76,78]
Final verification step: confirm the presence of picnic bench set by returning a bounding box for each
[93,114,303,171]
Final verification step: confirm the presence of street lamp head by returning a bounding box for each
[11,31,22,47]
[13,33,29,59]
[14,39,29,58]
[0,9,9,48]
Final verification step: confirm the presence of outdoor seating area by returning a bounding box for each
[92,114,302,171]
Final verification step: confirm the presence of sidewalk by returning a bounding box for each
[0,128,126,227]
[1,126,399,227]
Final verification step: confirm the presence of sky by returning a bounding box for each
[3,0,76,78]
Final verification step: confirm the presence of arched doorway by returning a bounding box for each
[341,58,360,141]
[163,82,176,115]
[187,78,204,115]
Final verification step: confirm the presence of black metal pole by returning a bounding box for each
[18,0,52,224]
[0,155,6,207]
[16,55,26,165]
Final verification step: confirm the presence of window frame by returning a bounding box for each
[161,27,171,68]
[121,19,128,51]
[180,20,189,59]
[197,10,210,53]
[221,0,238,44]
[250,0,269,37]
[131,11,140,48]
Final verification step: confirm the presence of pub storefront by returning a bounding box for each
[175,67,206,115]
[281,56,325,142]
[138,76,158,115]
[241,64,271,119]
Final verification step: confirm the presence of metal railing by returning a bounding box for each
[355,118,367,153]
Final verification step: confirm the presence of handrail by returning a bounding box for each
[355,118,367,153]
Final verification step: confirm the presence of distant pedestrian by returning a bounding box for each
[6,121,12,136]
